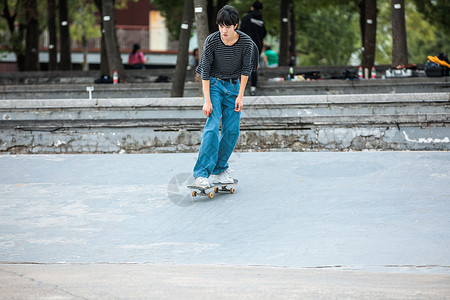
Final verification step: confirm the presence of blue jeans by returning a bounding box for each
[193,77,241,178]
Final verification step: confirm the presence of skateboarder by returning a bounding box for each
[193,5,258,189]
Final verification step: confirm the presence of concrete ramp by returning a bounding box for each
[1,152,449,297]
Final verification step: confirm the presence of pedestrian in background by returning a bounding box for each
[240,0,266,96]
[264,45,278,68]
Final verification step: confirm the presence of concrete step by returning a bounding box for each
[1,77,448,99]
[0,68,448,99]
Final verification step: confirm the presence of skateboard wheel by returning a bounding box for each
[192,191,197,197]
[214,187,219,193]
[230,188,235,194]
[208,192,214,198]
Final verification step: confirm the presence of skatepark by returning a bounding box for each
[1,71,449,298]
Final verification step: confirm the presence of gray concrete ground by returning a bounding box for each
[1,152,450,298]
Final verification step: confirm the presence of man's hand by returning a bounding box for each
[203,101,213,117]
[235,95,243,112]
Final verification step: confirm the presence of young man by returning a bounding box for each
[240,1,266,96]
[193,5,258,189]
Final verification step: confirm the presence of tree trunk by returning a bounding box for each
[288,0,296,66]
[361,0,377,76]
[59,0,72,70]
[3,0,26,70]
[279,0,289,66]
[391,0,408,67]
[359,0,365,45]
[94,0,110,76]
[206,0,228,34]
[23,0,39,71]
[194,0,209,94]
[102,0,126,81]
[171,0,194,97]
[47,0,58,70]
[82,34,89,71]
[16,24,26,71]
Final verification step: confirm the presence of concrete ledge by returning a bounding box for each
[0,93,449,153]
[0,76,448,99]
[1,92,448,109]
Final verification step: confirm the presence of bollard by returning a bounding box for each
[358,66,363,79]
[371,66,376,79]
[86,86,94,99]
[113,70,118,84]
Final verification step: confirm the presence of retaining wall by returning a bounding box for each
[0,93,449,154]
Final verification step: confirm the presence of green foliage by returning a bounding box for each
[413,0,450,32]
[0,0,24,56]
[374,1,392,65]
[374,1,450,65]
[1,0,448,67]
[70,1,101,43]
[406,1,450,63]
[296,4,360,65]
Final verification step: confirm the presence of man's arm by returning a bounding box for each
[235,75,249,112]
[202,79,213,117]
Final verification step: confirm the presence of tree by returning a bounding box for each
[194,0,209,94]
[1,0,26,70]
[171,0,194,97]
[289,0,296,66]
[207,0,228,33]
[391,0,407,67]
[94,0,125,81]
[47,0,57,70]
[23,0,39,71]
[59,0,72,70]
[361,0,377,75]
[71,2,101,71]
[412,0,449,32]
[296,3,359,65]
[405,2,450,64]
[279,0,289,66]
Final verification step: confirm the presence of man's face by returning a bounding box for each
[218,24,237,39]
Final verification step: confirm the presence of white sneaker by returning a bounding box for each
[210,170,234,184]
[194,177,210,189]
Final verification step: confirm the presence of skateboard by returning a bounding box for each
[187,179,238,199]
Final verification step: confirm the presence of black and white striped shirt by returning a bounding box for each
[196,30,259,81]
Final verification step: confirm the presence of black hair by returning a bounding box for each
[216,5,239,26]
[132,43,140,54]
[252,1,263,11]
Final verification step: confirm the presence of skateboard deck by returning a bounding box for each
[187,179,238,199]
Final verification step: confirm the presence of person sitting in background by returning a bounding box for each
[189,48,200,82]
[264,45,278,68]
[128,43,147,69]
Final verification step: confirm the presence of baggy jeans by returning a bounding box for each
[193,77,241,178]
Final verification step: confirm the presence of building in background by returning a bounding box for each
[0,0,182,71]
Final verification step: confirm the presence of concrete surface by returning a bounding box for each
[1,151,450,298]
[1,264,449,299]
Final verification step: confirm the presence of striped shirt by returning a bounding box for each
[196,30,259,81]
